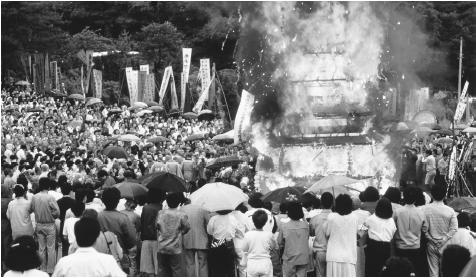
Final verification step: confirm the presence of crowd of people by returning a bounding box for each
[1,86,476,278]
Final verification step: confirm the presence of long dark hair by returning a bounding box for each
[6,236,42,272]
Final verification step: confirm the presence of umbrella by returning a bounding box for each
[190,182,249,211]
[454,123,468,130]
[433,129,453,136]
[4,106,16,112]
[391,122,411,132]
[149,106,165,113]
[184,133,206,142]
[133,102,148,109]
[138,171,167,185]
[144,172,187,193]
[146,136,169,143]
[212,130,235,142]
[67,94,85,101]
[26,107,43,113]
[103,146,129,159]
[109,108,123,114]
[411,126,434,137]
[143,142,154,149]
[146,101,160,107]
[261,186,306,203]
[15,80,30,86]
[117,134,141,142]
[114,181,148,200]
[448,197,476,212]
[198,109,214,121]
[206,155,244,170]
[67,120,83,129]
[136,109,153,117]
[86,97,103,107]
[305,175,360,195]
[182,112,198,119]
[435,137,454,145]
[463,127,476,133]
[413,110,437,126]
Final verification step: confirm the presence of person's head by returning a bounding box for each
[16,173,28,188]
[248,196,264,209]
[425,149,432,156]
[74,217,100,248]
[147,188,165,204]
[301,193,320,212]
[166,192,182,209]
[362,186,380,202]
[101,187,121,210]
[38,177,50,191]
[402,186,419,205]
[125,199,137,210]
[279,202,288,214]
[380,256,415,277]
[252,210,268,230]
[321,192,334,209]
[5,235,42,272]
[414,187,426,207]
[71,201,85,218]
[97,169,108,180]
[82,208,99,220]
[263,201,273,212]
[13,184,26,198]
[384,187,401,204]
[441,245,471,277]
[286,201,304,221]
[457,212,471,229]
[376,198,393,219]
[430,183,447,201]
[335,194,353,216]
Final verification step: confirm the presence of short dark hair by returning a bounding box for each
[38,177,50,191]
[362,186,380,202]
[403,186,418,205]
[75,217,100,247]
[16,174,28,187]
[457,212,471,228]
[148,188,166,204]
[248,196,264,209]
[166,192,182,209]
[82,209,99,220]
[101,187,121,210]
[279,202,288,214]
[97,169,108,178]
[302,193,320,210]
[252,210,268,229]
[441,245,471,277]
[335,194,353,216]
[71,201,85,217]
[384,187,401,204]
[286,201,304,221]
[321,192,334,209]
[60,183,72,195]
[430,184,446,201]
[415,187,426,207]
[5,235,41,272]
[263,201,273,211]
[380,256,414,277]
[13,184,26,197]
[376,198,393,219]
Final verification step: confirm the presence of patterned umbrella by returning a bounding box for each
[262,186,306,203]
[182,112,198,119]
[86,98,103,107]
[103,146,129,159]
[115,181,148,200]
[67,94,85,100]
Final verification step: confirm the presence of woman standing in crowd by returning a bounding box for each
[6,184,34,240]
[4,235,49,277]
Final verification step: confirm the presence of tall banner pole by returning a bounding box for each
[81,65,85,96]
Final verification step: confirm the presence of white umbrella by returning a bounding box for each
[136,109,153,117]
[212,130,235,141]
[463,127,476,133]
[190,182,248,211]
[305,175,360,195]
[133,102,148,109]
[117,134,141,142]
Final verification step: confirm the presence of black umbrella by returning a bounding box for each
[198,109,214,121]
[432,129,453,136]
[144,172,187,193]
[103,146,129,159]
[26,107,44,113]
[262,186,306,203]
[206,155,244,170]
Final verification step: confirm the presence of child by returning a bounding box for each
[242,210,277,277]
[63,201,85,255]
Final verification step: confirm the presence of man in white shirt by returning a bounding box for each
[422,150,436,186]
[53,217,126,277]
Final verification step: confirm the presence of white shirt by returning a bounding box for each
[242,230,277,260]
[4,269,49,277]
[48,191,63,201]
[63,217,80,244]
[52,247,126,277]
[363,214,397,242]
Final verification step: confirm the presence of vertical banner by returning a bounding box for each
[142,74,156,103]
[85,50,94,94]
[448,146,457,181]
[129,70,139,104]
[170,68,178,110]
[182,48,192,83]
[32,64,37,93]
[125,67,133,102]
[234,90,255,144]
[158,66,172,105]
[50,61,57,90]
[93,69,102,98]
[139,64,149,74]
[56,65,60,90]
[454,81,470,123]
[138,70,148,102]
[180,72,186,111]
[193,71,214,113]
[199,59,210,100]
